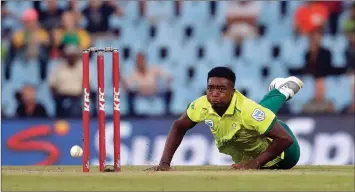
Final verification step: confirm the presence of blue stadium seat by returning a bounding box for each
[266,59,289,85]
[135,96,165,115]
[2,82,18,117]
[205,39,233,66]
[322,34,347,67]
[121,23,137,43]
[116,1,140,21]
[79,16,88,29]
[242,37,273,66]
[47,59,63,77]
[282,1,303,24]
[11,58,41,86]
[173,19,208,43]
[236,79,266,102]
[136,19,151,44]
[2,17,22,31]
[109,14,128,29]
[36,82,56,117]
[265,19,293,44]
[147,39,181,65]
[180,39,203,65]
[280,36,308,68]
[108,39,144,63]
[39,0,68,10]
[204,21,224,40]
[194,60,212,92]
[325,75,352,112]
[146,1,175,22]
[171,81,201,114]
[258,1,279,26]
[93,38,107,48]
[231,58,262,85]
[321,35,333,48]
[171,91,188,114]
[213,1,228,24]
[120,61,136,80]
[154,21,177,42]
[180,1,209,24]
[6,1,32,18]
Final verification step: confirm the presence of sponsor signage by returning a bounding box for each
[1,116,354,165]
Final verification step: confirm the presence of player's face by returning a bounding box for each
[206,77,234,108]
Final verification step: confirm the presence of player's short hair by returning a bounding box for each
[207,67,236,86]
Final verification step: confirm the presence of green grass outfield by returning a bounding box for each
[2,166,354,191]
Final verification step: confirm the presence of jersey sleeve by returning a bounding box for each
[186,97,205,123]
[241,99,277,135]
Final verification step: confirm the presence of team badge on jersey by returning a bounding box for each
[190,102,195,110]
[205,119,214,129]
[252,109,265,121]
[232,123,237,130]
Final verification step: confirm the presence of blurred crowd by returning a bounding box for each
[1,0,354,119]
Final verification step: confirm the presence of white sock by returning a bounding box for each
[279,87,290,99]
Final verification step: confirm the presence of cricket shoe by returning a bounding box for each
[269,76,304,100]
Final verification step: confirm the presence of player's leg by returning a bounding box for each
[259,120,300,170]
[258,77,303,169]
[274,120,300,169]
[259,76,304,114]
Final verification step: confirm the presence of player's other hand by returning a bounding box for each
[231,160,261,170]
[144,164,174,171]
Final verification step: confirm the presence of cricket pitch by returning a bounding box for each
[2,165,354,191]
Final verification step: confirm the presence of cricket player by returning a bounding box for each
[146,66,303,170]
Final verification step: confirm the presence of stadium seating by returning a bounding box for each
[2,1,352,117]
[2,81,18,117]
[36,82,56,117]
[11,58,41,86]
[325,75,352,112]
[280,35,308,69]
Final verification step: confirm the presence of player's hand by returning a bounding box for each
[231,160,261,170]
[144,163,174,171]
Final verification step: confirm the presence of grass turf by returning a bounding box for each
[2,165,354,191]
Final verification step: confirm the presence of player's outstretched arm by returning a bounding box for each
[144,113,197,171]
[233,122,293,170]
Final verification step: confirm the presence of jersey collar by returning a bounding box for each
[208,91,238,116]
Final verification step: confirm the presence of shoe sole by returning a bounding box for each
[285,76,304,89]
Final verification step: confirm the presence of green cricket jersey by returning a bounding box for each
[186,90,283,167]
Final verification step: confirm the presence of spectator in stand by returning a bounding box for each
[49,45,83,117]
[302,78,335,114]
[294,2,329,35]
[15,84,48,118]
[342,3,355,35]
[301,29,335,114]
[224,1,261,42]
[344,3,355,75]
[33,0,64,30]
[316,1,343,35]
[1,1,15,39]
[65,0,84,23]
[303,29,333,79]
[82,0,123,34]
[342,4,355,114]
[50,11,91,58]
[123,52,173,116]
[4,9,49,81]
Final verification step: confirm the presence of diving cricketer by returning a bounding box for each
[146,66,303,170]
